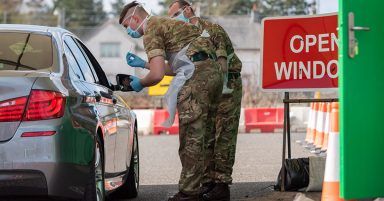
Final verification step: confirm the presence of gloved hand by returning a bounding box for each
[222,72,234,94]
[129,75,144,92]
[126,52,147,68]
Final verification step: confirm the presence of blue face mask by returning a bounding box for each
[174,8,190,23]
[127,27,142,38]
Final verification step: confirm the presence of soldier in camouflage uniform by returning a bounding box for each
[119,1,223,200]
[168,1,243,200]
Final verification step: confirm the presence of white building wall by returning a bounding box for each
[236,49,261,86]
[84,23,146,84]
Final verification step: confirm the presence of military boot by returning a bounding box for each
[200,182,216,199]
[202,183,230,201]
[168,191,200,201]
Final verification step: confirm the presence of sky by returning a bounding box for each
[318,0,338,14]
[102,0,338,15]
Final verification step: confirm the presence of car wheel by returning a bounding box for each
[84,136,105,201]
[111,125,139,199]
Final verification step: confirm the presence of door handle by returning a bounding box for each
[348,12,370,58]
[351,26,370,31]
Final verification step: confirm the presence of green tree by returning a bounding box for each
[0,0,56,26]
[256,0,316,17]
[160,0,316,17]
[53,0,107,29]
[23,0,57,26]
[111,0,126,17]
[0,0,23,23]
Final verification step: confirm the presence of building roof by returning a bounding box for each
[208,15,261,50]
[81,15,261,51]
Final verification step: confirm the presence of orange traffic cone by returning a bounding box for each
[321,103,349,201]
[303,103,314,144]
[313,102,327,153]
[321,103,331,153]
[305,102,319,148]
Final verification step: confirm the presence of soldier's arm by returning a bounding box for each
[210,26,227,56]
[164,63,176,76]
[145,62,175,76]
[142,18,175,84]
[210,24,228,72]
[217,57,228,73]
[140,56,166,87]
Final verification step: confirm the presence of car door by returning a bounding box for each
[59,38,97,165]
[73,38,133,174]
[63,35,118,175]
[112,96,133,173]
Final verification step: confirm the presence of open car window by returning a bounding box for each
[74,38,112,89]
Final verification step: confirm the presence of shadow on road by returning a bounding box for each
[115,182,273,200]
[114,181,321,201]
[0,182,321,201]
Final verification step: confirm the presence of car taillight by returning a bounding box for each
[0,90,65,123]
[23,90,66,121]
[0,97,28,122]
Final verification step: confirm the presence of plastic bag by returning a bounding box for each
[162,45,194,127]
[162,30,210,127]
[274,157,310,191]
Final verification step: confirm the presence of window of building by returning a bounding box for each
[100,42,120,58]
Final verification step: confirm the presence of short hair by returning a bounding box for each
[169,0,192,8]
[119,1,140,24]
[170,0,195,15]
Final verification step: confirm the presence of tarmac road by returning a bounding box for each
[116,132,319,201]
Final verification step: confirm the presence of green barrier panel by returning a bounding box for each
[339,0,384,199]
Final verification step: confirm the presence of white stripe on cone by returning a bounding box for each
[324,131,340,182]
[321,105,331,151]
[309,104,319,144]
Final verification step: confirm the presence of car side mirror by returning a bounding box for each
[115,74,134,92]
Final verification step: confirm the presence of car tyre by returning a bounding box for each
[84,135,105,201]
[111,125,139,199]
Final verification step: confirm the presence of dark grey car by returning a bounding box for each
[0,25,139,200]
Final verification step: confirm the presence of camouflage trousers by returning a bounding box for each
[203,75,242,184]
[177,59,223,195]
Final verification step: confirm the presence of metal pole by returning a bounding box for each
[283,98,339,104]
[3,11,7,24]
[57,8,66,28]
[316,0,320,14]
[61,8,66,28]
[281,92,289,191]
[285,92,291,159]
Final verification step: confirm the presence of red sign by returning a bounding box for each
[261,13,338,91]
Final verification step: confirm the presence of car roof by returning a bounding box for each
[0,24,71,36]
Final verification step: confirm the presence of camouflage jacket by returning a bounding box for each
[197,18,242,73]
[143,16,216,61]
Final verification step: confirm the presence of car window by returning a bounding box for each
[0,32,58,72]
[75,39,111,89]
[64,43,85,81]
[64,36,96,83]
[72,37,100,84]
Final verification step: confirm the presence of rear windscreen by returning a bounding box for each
[0,32,57,71]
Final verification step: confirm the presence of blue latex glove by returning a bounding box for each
[126,52,146,68]
[129,75,144,92]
